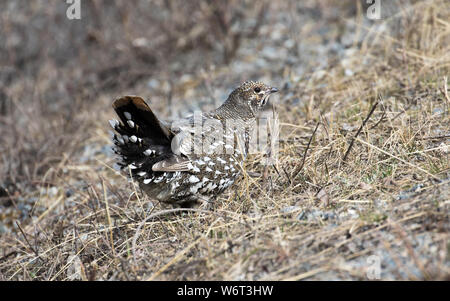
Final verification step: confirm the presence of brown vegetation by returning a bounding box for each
[0,0,448,280]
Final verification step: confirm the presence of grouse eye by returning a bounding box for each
[254,87,261,93]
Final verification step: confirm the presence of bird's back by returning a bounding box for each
[110,96,249,207]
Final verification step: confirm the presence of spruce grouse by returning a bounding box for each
[110,81,278,207]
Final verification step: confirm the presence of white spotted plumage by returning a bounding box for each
[189,175,200,183]
[127,120,135,128]
[143,149,154,156]
[111,81,278,207]
[116,136,124,145]
[109,119,119,129]
[217,157,226,164]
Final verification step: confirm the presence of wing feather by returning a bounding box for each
[151,155,191,172]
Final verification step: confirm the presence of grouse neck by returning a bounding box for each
[215,97,256,122]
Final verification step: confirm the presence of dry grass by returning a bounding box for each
[0,0,449,280]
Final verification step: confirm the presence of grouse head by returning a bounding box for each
[225,81,278,119]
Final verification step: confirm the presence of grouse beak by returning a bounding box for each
[261,87,278,107]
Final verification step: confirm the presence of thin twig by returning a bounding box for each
[291,121,320,179]
[102,180,116,256]
[418,134,450,140]
[281,165,292,185]
[342,101,379,163]
[440,76,450,104]
[0,251,18,262]
[369,104,386,130]
[272,165,284,186]
[16,221,42,261]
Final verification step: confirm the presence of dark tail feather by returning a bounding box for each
[112,96,173,144]
[110,96,173,178]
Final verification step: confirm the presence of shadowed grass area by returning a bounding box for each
[0,0,449,280]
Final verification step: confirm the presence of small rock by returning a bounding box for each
[281,206,300,214]
[48,187,58,197]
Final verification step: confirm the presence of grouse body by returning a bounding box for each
[110,81,278,207]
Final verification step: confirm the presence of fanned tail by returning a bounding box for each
[110,96,173,179]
